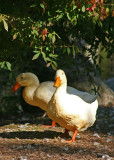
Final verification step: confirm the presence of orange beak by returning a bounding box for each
[54,77,61,87]
[11,82,21,92]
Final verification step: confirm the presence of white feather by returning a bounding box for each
[47,69,98,132]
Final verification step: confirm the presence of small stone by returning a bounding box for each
[61,147,69,151]
[106,138,111,142]
[93,142,100,146]
[25,123,29,126]
[102,154,111,160]
[44,138,50,142]
[17,145,23,149]
[97,153,111,160]
[5,128,12,131]
[10,123,14,125]
[18,124,27,128]
[76,135,80,139]
[26,144,32,149]
[93,133,100,138]
[107,132,112,136]
[20,156,28,160]
[10,145,16,149]
[47,154,52,157]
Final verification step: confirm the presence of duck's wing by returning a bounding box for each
[35,81,55,103]
[67,86,98,103]
[85,94,98,103]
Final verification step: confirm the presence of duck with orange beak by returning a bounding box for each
[12,72,98,130]
[46,69,98,143]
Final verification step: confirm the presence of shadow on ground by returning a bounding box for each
[0,130,62,139]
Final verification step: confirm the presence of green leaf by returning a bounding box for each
[33,50,40,54]
[51,63,57,70]
[82,6,85,12]
[46,47,50,51]
[40,4,44,8]
[56,9,62,13]
[32,52,40,60]
[66,12,71,20]
[67,47,70,55]
[42,52,46,61]
[71,16,77,25]
[0,61,5,69]
[54,54,58,58]
[48,33,52,41]
[106,8,109,13]
[105,36,109,42]
[75,46,79,53]
[49,53,53,57]
[32,30,39,36]
[30,4,37,8]
[46,57,51,61]
[6,62,11,70]
[49,53,58,58]
[2,20,8,32]
[52,35,56,44]
[73,5,76,10]
[56,14,64,21]
[53,32,61,39]
[72,47,75,58]
[76,14,79,18]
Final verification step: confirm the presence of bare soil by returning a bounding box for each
[0,106,114,160]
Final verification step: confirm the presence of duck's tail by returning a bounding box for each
[91,97,98,113]
[90,95,98,103]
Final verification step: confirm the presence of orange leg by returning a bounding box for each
[64,129,78,143]
[51,120,56,127]
[41,120,56,128]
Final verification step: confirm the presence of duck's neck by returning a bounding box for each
[22,83,39,105]
[55,83,67,95]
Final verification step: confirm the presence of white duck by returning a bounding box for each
[12,72,98,127]
[46,69,98,142]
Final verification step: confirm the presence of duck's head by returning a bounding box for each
[54,69,67,87]
[11,72,39,92]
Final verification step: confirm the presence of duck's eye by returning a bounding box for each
[20,76,23,80]
[62,72,64,75]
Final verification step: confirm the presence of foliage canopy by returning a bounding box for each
[0,0,113,73]
[0,0,114,115]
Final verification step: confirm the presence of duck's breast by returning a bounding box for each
[48,93,98,131]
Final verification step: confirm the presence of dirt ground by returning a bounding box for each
[0,106,114,160]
